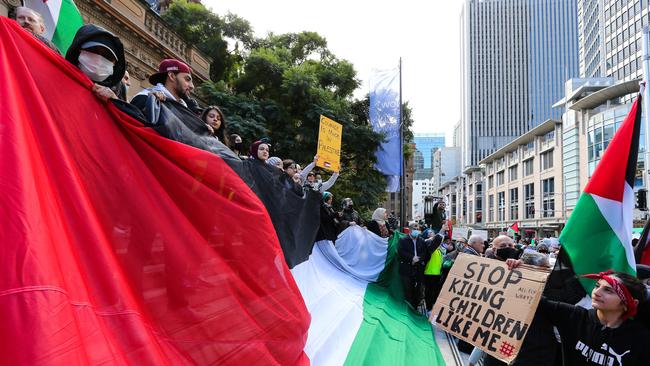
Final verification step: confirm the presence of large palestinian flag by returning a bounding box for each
[0,18,309,365]
[0,18,445,365]
[292,227,445,365]
[559,90,642,291]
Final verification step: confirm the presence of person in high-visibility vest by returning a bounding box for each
[422,222,449,315]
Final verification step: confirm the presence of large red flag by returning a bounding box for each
[0,18,309,365]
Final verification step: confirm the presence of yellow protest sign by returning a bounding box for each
[316,115,342,172]
[432,254,549,364]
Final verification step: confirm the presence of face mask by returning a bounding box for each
[233,142,243,151]
[496,247,519,260]
[410,230,420,238]
[78,50,114,82]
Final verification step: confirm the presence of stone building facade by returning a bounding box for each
[2,0,211,101]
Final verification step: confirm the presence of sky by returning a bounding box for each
[203,0,464,146]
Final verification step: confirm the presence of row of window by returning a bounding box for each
[486,150,554,189]
[486,178,555,222]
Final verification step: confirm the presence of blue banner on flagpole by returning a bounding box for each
[369,67,401,192]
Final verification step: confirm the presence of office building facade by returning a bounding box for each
[460,0,579,167]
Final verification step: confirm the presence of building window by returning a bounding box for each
[497,171,505,186]
[476,196,483,223]
[542,178,555,218]
[510,188,519,220]
[476,183,483,196]
[509,165,518,181]
[489,194,494,222]
[497,192,505,221]
[469,200,473,223]
[469,184,473,195]
[488,175,494,189]
[540,150,554,171]
[525,183,535,219]
[523,158,534,176]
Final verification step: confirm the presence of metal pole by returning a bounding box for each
[399,58,406,229]
[641,25,650,217]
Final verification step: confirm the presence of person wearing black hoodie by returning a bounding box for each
[66,24,125,101]
[65,24,146,122]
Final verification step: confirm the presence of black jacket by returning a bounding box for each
[539,298,650,366]
[65,24,126,88]
[397,236,429,277]
[316,203,339,242]
[367,220,393,238]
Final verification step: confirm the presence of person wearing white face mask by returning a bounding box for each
[65,24,126,103]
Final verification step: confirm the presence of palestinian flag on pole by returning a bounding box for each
[24,0,83,54]
[507,222,520,235]
[559,91,643,292]
[291,227,446,365]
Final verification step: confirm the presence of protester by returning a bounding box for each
[316,192,340,243]
[65,24,126,103]
[229,134,246,158]
[398,221,429,309]
[267,157,283,169]
[339,198,362,231]
[14,6,59,53]
[200,106,230,144]
[367,208,392,238]
[430,199,447,233]
[304,169,340,193]
[248,140,270,162]
[297,156,318,186]
[464,234,485,256]
[423,223,450,315]
[507,260,650,365]
[131,59,194,110]
[485,234,517,259]
[279,159,302,195]
[111,70,130,101]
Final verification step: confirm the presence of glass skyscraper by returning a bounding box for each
[460,0,580,167]
[413,133,445,170]
[578,0,650,82]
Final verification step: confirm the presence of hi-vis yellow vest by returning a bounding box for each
[424,248,443,275]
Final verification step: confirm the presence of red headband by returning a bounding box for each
[583,270,637,319]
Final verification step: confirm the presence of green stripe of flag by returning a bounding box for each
[560,193,635,292]
[344,234,446,365]
[51,0,84,55]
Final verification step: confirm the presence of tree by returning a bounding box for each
[164,1,415,215]
[161,1,254,82]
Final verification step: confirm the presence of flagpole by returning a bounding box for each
[399,58,406,230]
[642,26,650,221]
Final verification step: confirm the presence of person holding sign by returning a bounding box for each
[507,260,650,366]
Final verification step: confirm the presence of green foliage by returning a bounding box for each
[163,0,415,214]
[161,1,254,82]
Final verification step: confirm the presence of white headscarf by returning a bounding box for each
[372,208,387,225]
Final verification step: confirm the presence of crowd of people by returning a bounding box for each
[396,197,650,366]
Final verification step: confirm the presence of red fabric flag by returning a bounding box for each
[0,18,309,365]
[509,222,520,233]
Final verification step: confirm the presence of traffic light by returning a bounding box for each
[636,189,647,211]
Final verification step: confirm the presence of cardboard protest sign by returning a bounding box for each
[431,254,549,364]
[316,115,342,172]
[452,227,469,241]
[472,229,488,240]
